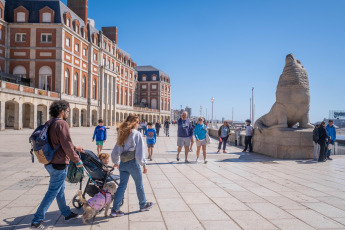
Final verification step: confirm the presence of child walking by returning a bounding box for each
[145,123,156,161]
[92,119,107,156]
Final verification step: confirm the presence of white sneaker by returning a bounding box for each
[195,158,199,163]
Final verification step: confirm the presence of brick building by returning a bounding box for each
[0,0,171,130]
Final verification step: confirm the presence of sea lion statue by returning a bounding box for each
[255,54,314,132]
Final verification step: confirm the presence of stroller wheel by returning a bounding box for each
[72,195,84,209]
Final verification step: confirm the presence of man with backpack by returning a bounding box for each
[312,124,320,161]
[31,100,84,229]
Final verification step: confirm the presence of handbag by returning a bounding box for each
[66,160,84,183]
[120,145,136,162]
[205,125,211,144]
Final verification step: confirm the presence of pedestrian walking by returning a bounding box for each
[138,121,143,133]
[242,119,254,152]
[155,121,161,136]
[164,119,170,137]
[194,117,208,164]
[31,100,84,229]
[176,111,193,163]
[326,120,336,160]
[142,120,147,134]
[318,121,330,162]
[217,121,231,153]
[111,114,153,217]
[92,119,107,156]
[145,123,157,161]
[189,121,195,152]
[312,124,320,161]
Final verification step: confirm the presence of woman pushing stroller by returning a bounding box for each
[110,113,153,216]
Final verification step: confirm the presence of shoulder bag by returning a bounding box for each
[120,145,136,162]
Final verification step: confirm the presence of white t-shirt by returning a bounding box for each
[245,125,254,136]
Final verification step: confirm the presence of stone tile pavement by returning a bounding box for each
[1,126,345,229]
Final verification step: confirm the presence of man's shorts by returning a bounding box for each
[147,144,155,148]
[96,141,104,146]
[196,139,207,147]
[177,137,191,147]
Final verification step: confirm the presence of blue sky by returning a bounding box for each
[63,0,345,122]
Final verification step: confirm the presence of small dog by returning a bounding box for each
[76,181,117,224]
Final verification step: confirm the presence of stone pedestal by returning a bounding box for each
[253,128,313,159]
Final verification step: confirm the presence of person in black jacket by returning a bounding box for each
[164,119,170,137]
[318,121,330,162]
[155,121,161,136]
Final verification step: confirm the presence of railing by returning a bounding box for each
[0,80,60,98]
[0,72,30,87]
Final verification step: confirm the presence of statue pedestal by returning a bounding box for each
[253,128,314,159]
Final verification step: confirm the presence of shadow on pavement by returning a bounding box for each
[216,151,281,163]
[295,160,318,164]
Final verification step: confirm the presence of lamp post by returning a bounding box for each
[252,87,254,122]
[211,97,214,128]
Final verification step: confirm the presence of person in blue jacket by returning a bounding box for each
[194,117,208,164]
[145,123,156,161]
[326,119,336,160]
[92,119,107,156]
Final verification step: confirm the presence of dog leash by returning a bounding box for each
[81,167,100,189]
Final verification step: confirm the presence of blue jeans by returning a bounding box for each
[113,159,146,211]
[32,164,71,224]
[327,140,334,157]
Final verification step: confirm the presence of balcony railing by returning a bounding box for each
[0,80,60,98]
[0,72,30,87]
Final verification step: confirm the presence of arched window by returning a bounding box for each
[151,98,157,109]
[119,89,122,105]
[117,87,120,104]
[129,92,132,106]
[13,65,26,78]
[152,75,157,81]
[92,79,96,99]
[74,73,78,96]
[64,69,69,94]
[165,101,167,111]
[82,76,86,98]
[125,91,127,105]
[39,66,52,91]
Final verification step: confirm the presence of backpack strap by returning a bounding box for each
[48,118,61,151]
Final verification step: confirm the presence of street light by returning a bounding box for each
[211,97,214,128]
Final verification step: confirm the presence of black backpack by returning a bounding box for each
[313,127,319,143]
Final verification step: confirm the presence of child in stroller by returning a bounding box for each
[72,150,124,210]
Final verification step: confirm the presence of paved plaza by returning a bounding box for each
[1,126,345,229]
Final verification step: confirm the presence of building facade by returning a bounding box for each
[0,0,171,130]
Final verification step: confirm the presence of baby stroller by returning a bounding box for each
[72,150,123,209]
